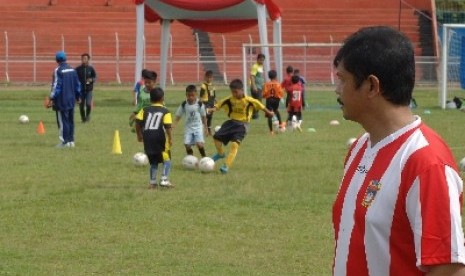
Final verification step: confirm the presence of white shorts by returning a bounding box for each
[184,129,205,145]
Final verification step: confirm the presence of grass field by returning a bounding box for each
[1,84,464,275]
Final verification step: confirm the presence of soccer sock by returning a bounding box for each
[149,163,158,184]
[276,111,282,125]
[198,147,206,157]
[186,148,194,155]
[225,142,239,168]
[214,139,225,155]
[162,160,171,178]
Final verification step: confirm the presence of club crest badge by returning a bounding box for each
[361,180,382,207]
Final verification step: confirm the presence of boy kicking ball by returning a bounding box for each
[207,79,274,174]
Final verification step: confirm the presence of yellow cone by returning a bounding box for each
[112,130,122,154]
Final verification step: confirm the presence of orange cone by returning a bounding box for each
[37,121,45,135]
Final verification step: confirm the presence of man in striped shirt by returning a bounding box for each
[332,26,465,275]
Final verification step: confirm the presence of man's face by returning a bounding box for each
[205,75,213,84]
[257,57,265,65]
[144,78,156,90]
[81,56,89,66]
[335,62,366,122]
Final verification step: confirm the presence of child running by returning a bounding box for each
[207,79,274,174]
[262,69,284,135]
[173,84,209,158]
[135,87,174,189]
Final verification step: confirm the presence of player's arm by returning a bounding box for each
[135,110,144,142]
[164,113,173,146]
[426,264,465,275]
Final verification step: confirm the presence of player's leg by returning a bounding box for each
[193,130,206,157]
[212,121,230,161]
[184,130,194,155]
[160,142,174,187]
[265,99,273,133]
[85,91,93,122]
[147,153,159,189]
[206,112,213,135]
[79,92,86,122]
[220,122,246,173]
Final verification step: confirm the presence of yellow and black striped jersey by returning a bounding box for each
[215,96,265,123]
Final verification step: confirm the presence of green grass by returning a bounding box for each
[0,85,464,275]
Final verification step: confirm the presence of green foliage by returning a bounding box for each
[0,85,464,275]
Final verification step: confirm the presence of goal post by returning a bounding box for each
[241,42,342,95]
[439,23,465,109]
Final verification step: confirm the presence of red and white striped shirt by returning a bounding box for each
[333,117,465,275]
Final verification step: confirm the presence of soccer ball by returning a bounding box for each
[19,115,29,124]
[459,157,465,172]
[182,155,199,170]
[346,137,357,148]
[133,152,149,166]
[329,120,340,126]
[214,125,221,133]
[198,157,215,173]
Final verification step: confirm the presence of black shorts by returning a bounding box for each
[213,120,246,145]
[147,153,164,165]
[265,97,280,112]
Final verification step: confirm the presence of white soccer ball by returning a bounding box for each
[19,115,29,124]
[133,152,149,166]
[182,155,199,170]
[346,137,357,148]
[198,157,215,173]
[446,101,457,109]
[459,157,465,172]
[214,125,221,133]
[329,120,340,126]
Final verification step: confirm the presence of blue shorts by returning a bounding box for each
[184,129,205,145]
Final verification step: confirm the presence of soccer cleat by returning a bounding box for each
[270,131,275,136]
[148,183,157,189]
[160,177,175,188]
[211,153,225,162]
[55,142,68,148]
[219,164,228,174]
[68,142,75,148]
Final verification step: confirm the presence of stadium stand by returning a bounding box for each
[0,0,435,84]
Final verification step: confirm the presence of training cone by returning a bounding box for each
[112,130,122,154]
[37,121,45,135]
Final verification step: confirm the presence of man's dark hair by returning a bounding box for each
[333,26,415,106]
[257,53,265,60]
[291,75,300,84]
[286,65,294,74]
[268,70,277,79]
[185,84,197,94]
[143,70,157,81]
[81,53,91,59]
[229,79,244,90]
[150,87,164,102]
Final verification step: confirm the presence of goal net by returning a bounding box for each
[439,24,465,109]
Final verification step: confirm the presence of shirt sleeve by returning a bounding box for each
[174,105,183,118]
[406,164,465,269]
[135,109,144,121]
[248,96,265,110]
[250,64,258,76]
[163,112,172,126]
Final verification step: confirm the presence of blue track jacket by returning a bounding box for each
[50,62,81,111]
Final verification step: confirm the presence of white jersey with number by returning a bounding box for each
[175,100,206,132]
[332,116,465,275]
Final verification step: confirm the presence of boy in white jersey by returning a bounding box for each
[173,85,208,158]
[332,26,465,275]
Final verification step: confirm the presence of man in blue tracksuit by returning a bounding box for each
[48,51,81,148]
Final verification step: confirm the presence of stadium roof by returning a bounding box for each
[133,0,282,89]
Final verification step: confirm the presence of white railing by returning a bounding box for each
[0,31,439,85]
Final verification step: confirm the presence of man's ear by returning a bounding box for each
[366,74,381,98]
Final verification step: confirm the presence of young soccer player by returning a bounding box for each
[199,70,216,135]
[293,69,307,108]
[135,87,173,189]
[129,70,157,133]
[173,85,209,158]
[287,75,304,132]
[250,53,265,119]
[208,79,274,174]
[262,69,284,134]
[281,65,294,108]
[132,69,149,106]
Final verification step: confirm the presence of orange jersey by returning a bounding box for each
[262,80,284,99]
